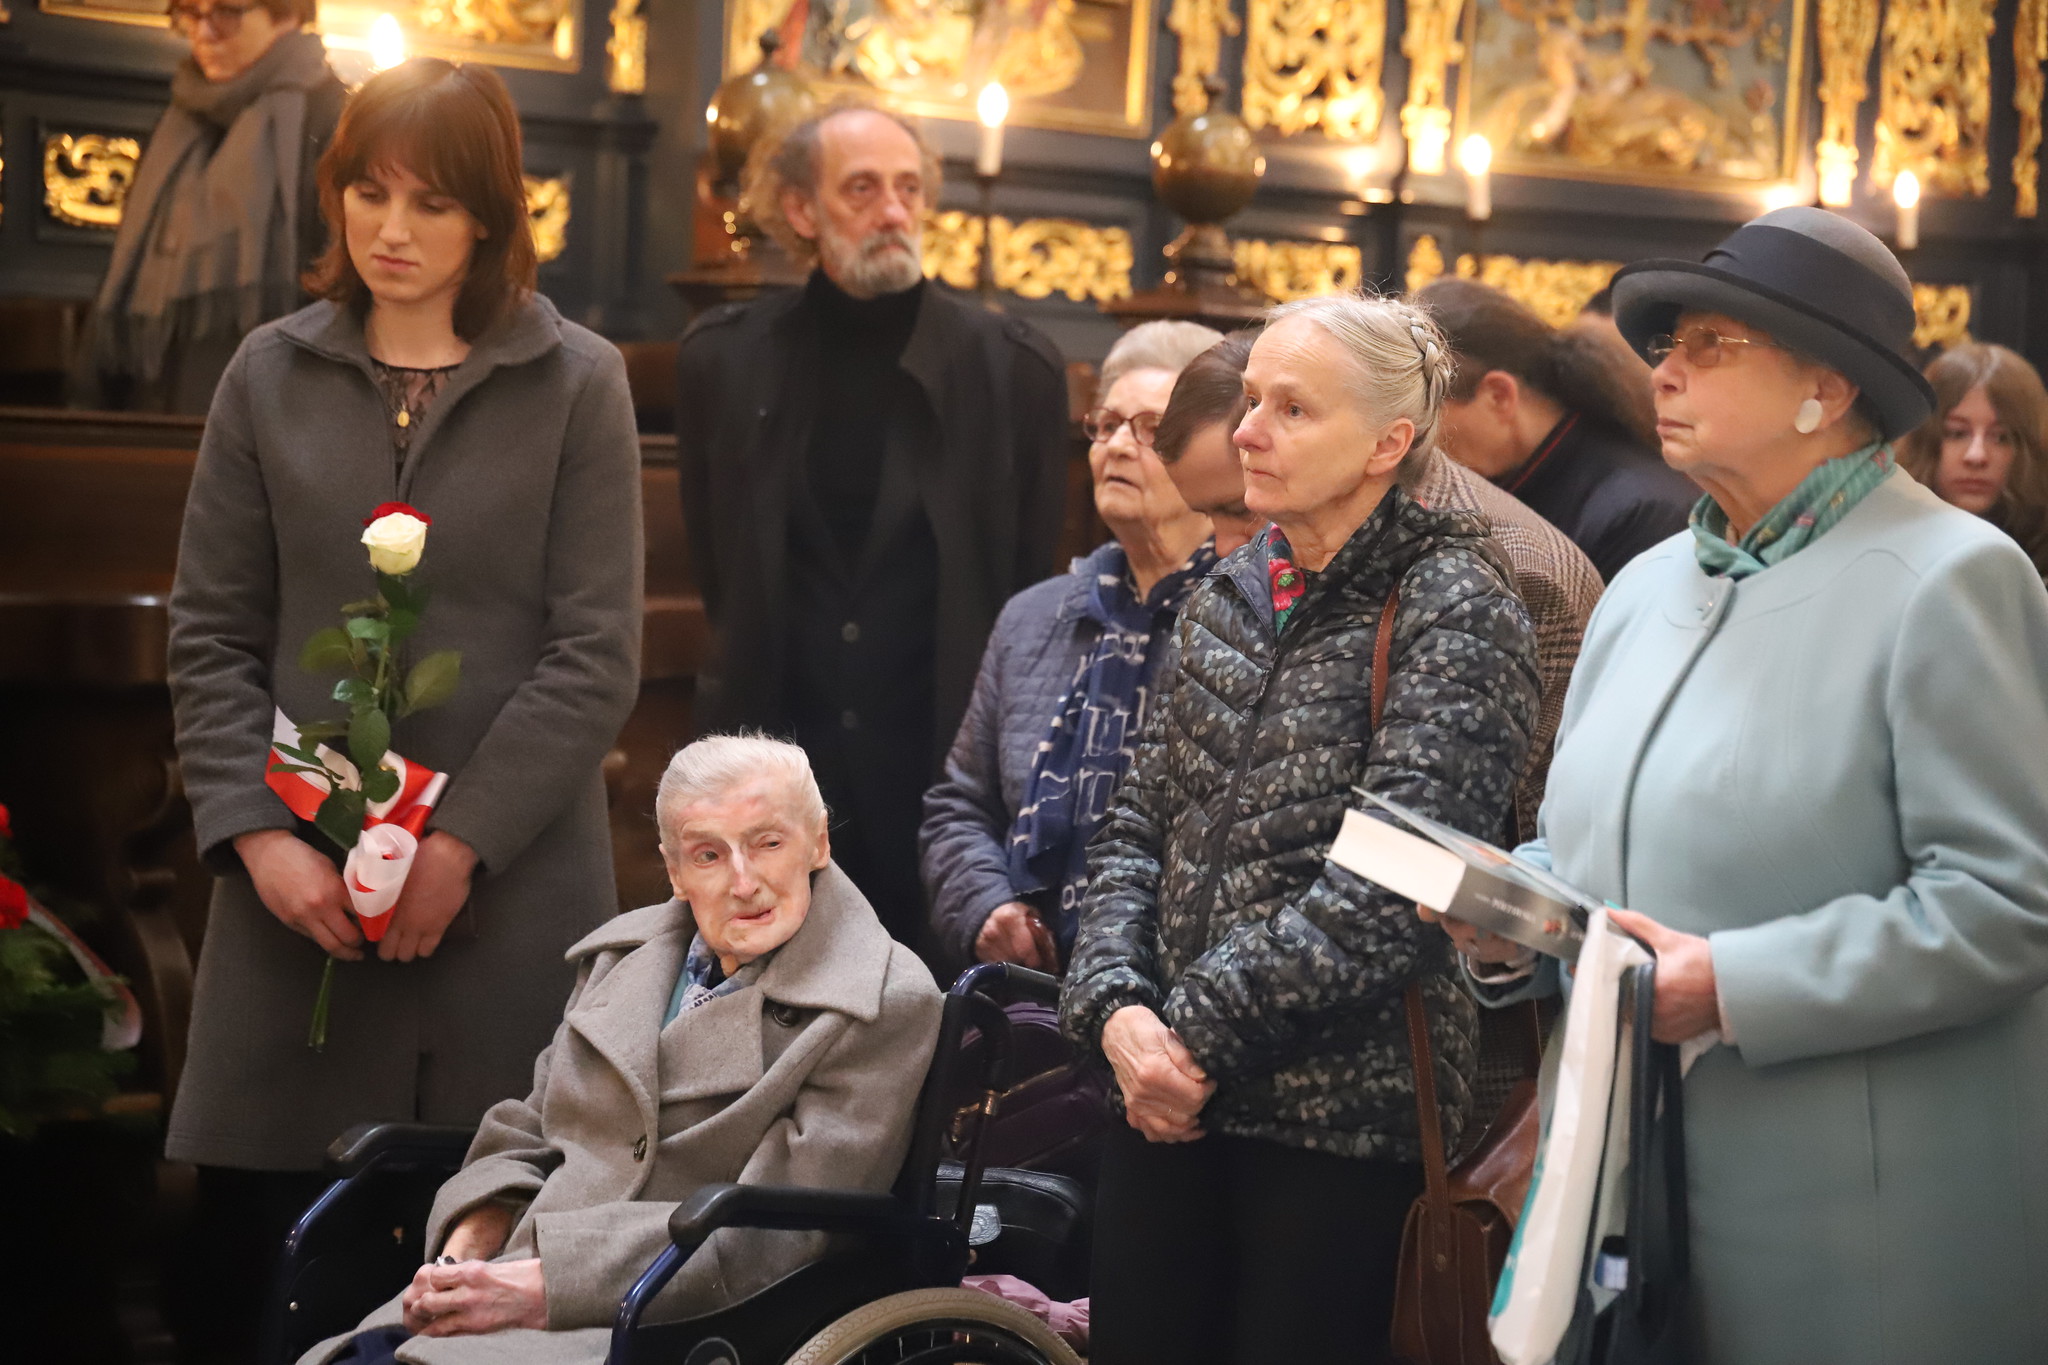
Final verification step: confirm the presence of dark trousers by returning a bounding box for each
[164,1165,330,1365]
[1089,1122,1423,1365]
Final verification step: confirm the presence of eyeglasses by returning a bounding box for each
[1645,327,1784,368]
[1082,408,1162,447]
[169,0,264,37]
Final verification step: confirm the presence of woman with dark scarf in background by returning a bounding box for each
[76,0,342,413]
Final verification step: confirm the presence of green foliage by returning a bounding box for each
[285,538,463,855]
[347,708,391,775]
[403,651,462,716]
[0,927,132,1138]
[300,627,354,673]
[314,786,368,851]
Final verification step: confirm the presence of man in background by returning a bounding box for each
[675,103,1070,954]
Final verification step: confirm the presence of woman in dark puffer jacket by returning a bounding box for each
[1060,293,1541,1365]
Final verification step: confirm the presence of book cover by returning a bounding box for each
[1328,790,1595,960]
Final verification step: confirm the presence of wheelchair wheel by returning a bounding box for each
[785,1287,1083,1365]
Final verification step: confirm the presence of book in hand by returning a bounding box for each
[1327,790,1594,961]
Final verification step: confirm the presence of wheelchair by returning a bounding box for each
[262,963,1092,1365]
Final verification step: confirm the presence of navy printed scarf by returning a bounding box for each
[1007,540,1216,954]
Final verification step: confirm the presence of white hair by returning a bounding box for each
[1098,320,1227,393]
[1265,291,1458,480]
[655,732,826,846]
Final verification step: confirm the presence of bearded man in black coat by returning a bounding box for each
[675,103,1070,954]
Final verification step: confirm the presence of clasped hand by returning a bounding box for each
[238,827,477,963]
[401,1201,545,1337]
[1102,1005,1214,1143]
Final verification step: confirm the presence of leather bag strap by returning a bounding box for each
[1373,577,1456,1250]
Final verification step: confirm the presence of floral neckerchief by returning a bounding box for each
[663,931,772,1027]
[1268,528,1310,631]
[1690,441,1893,581]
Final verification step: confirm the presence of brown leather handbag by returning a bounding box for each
[1389,994,1542,1365]
[1367,578,1544,1365]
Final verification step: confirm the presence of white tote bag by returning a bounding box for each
[1488,908,1651,1365]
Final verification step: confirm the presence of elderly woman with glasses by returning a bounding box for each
[1060,295,1540,1364]
[76,0,341,412]
[1434,208,2048,1363]
[921,320,1224,977]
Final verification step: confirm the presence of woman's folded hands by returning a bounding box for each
[1103,1004,1215,1143]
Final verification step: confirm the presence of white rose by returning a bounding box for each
[361,511,430,575]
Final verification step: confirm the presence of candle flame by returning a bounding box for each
[1458,134,1493,177]
[1892,170,1921,209]
[369,14,407,72]
[977,82,1010,130]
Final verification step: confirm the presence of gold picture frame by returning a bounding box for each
[722,0,1157,139]
[1453,0,1810,190]
[38,0,582,73]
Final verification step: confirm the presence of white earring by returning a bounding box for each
[1794,398,1824,434]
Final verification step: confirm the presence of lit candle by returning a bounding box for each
[1893,170,1921,251]
[976,82,1009,179]
[1459,134,1493,222]
[368,13,407,71]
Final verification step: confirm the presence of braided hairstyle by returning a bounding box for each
[1265,290,1460,484]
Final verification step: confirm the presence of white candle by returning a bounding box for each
[1459,134,1493,221]
[976,82,1009,178]
[1893,170,1921,251]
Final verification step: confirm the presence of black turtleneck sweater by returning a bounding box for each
[804,270,924,561]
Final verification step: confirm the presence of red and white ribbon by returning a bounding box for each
[266,708,449,941]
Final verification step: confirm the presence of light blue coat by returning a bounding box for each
[1516,469,2048,1364]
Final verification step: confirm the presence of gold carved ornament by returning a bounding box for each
[1872,0,1994,197]
[607,0,647,95]
[921,212,1133,304]
[1399,0,1465,172]
[1241,0,1387,140]
[1405,234,1447,295]
[412,0,574,48]
[1912,283,1972,350]
[43,133,140,230]
[523,175,570,264]
[2016,0,2047,216]
[1169,0,1243,116]
[1815,0,1880,204]
[1234,238,1363,301]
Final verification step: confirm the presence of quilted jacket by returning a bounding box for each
[1059,488,1541,1161]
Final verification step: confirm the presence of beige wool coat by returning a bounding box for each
[302,862,942,1365]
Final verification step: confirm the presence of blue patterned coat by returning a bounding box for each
[1060,489,1541,1160]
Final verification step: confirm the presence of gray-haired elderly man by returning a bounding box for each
[301,734,943,1365]
[675,101,1071,957]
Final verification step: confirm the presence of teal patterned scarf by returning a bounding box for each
[1690,441,1893,580]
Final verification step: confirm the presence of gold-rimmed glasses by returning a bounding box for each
[1645,327,1785,368]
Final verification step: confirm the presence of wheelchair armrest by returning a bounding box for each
[613,1186,925,1357]
[325,1122,477,1177]
[666,1183,918,1252]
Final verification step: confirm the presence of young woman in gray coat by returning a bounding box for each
[164,60,642,1343]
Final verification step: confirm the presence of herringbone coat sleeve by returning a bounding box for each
[1161,560,1540,1082]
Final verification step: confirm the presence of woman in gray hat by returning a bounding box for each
[1433,207,2048,1363]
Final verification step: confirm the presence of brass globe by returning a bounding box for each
[1150,104,1265,227]
[708,31,816,185]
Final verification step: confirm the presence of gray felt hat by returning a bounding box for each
[1610,207,1936,441]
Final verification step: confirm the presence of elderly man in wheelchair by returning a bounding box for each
[283,733,1088,1365]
